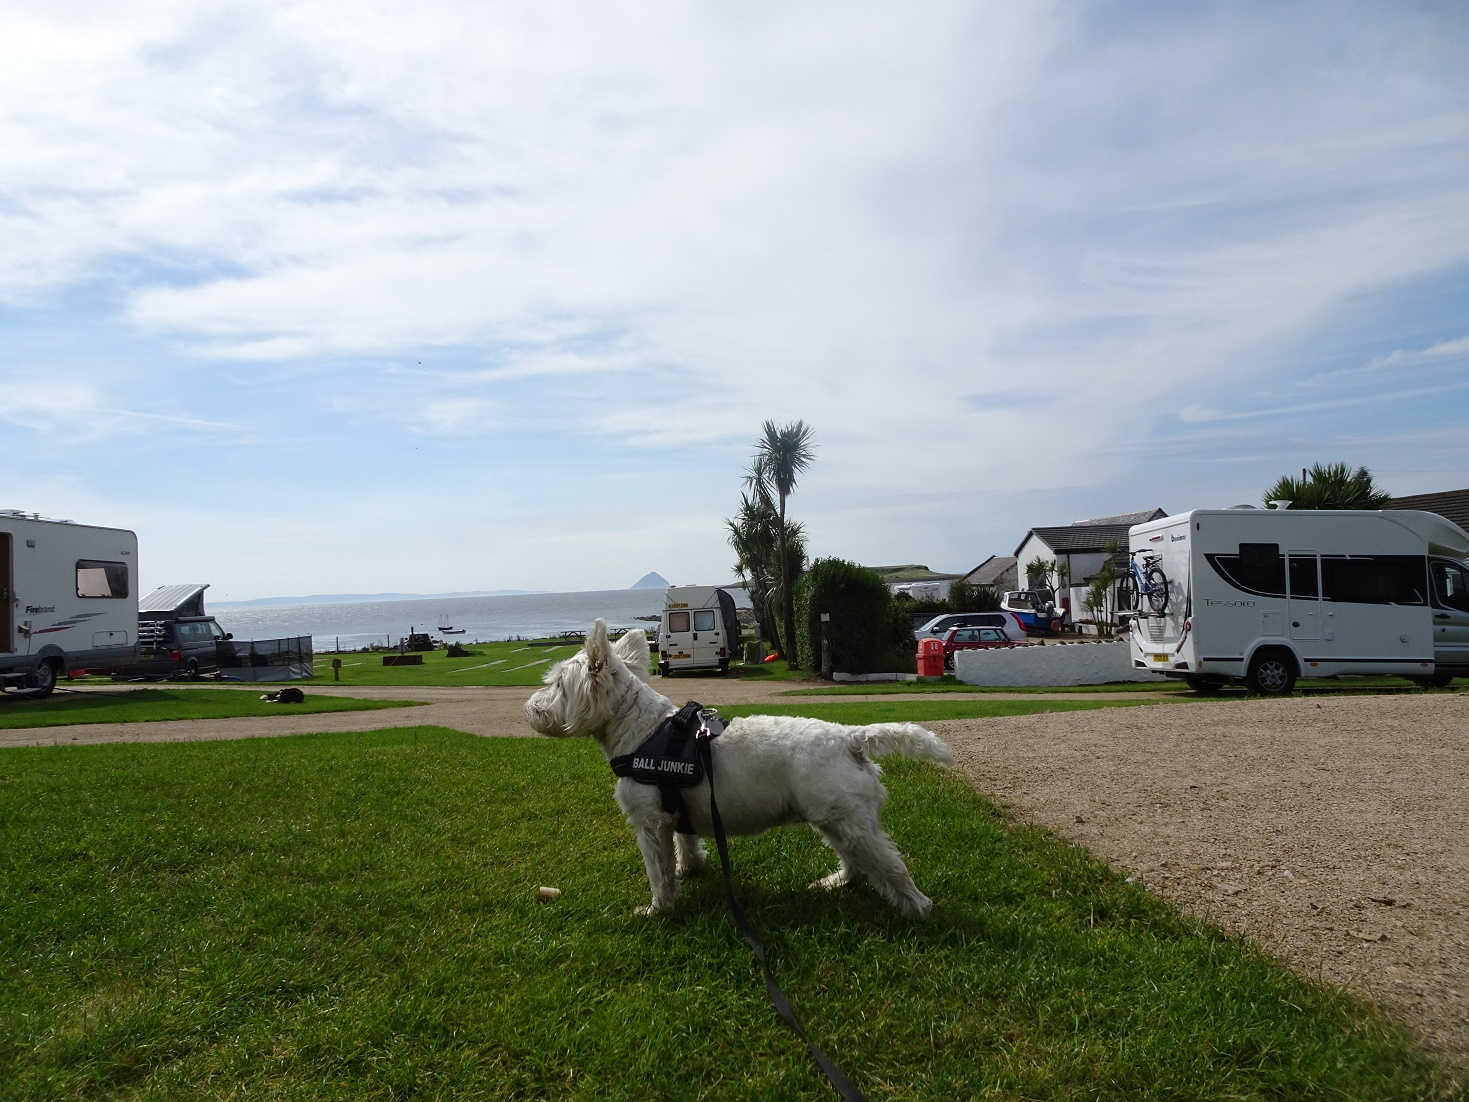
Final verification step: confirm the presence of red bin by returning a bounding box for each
[916,637,945,678]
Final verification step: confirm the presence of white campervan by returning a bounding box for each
[657,586,741,677]
[1126,508,1469,694]
[1,510,139,697]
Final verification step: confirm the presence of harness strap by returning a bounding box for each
[696,734,868,1102]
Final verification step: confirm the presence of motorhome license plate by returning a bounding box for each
[1151,653,1169,663]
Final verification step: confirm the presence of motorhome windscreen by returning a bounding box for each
[76,560,128,598]
[668,611,690,632]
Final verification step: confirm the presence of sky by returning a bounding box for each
[3,1,1468,601]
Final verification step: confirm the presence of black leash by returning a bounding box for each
[695,716,868,1102]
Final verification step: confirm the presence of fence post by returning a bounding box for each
[820,612,832,677]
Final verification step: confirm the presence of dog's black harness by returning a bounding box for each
[607,701,867,1102]
[608,700,717,834]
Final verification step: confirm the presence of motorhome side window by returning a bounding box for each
[693,610,716,631]
[75,560,128,599]
[1288,555,1319,597]
[1432,560,1469,612]
[1206,543,1286,597]
[668,611,690,632]
[1320,556,1426,605]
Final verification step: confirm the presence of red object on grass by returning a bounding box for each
[763,653,779,663]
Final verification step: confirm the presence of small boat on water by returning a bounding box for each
[438,625,466,635]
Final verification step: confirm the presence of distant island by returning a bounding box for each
[630,572,670,590]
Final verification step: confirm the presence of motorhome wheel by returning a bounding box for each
[1246,650,1296,695]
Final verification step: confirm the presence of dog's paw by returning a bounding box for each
[634,903,670,918]
[810,868,853,891]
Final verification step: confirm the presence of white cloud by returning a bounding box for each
[2,2,1467,593]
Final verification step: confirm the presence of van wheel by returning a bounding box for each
[27,659,58,698]
[1246,650,1296,695]
[718,659,730,677]
[185,659,200,679]
[658,662,670,678]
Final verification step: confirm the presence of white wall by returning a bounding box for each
[953,640,1156,686]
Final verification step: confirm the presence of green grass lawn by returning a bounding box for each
[0,689,416,730]
[1,728,1455,1100]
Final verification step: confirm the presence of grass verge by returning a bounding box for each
[0,689,416,730]
[0,728,1455,1100]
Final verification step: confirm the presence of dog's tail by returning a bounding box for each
[851,723,953,766]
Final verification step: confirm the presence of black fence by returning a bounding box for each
[217,636,314,682]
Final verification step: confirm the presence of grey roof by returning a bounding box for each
[1388,488,1469,532]
[1015,507,1167,557]
[960,555,1017,586]
[1067,508,1168,528]
[1025,524,1135,554]
[139,583,209,614]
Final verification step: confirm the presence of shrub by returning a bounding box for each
[796,559,914,676]
[947,581,1001,612]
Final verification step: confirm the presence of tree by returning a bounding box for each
[749,420,816,668]
[726,485,806,655]
[1263,462,1391,510]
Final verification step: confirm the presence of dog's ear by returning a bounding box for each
[613,628,651,683]
[585,619,612,681]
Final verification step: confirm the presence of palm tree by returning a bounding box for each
[727,490,782,650]
[1263,462,1391,510]
[751,420,816,669]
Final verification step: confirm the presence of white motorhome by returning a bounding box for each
[1127,508,1469,694]
[1,511,139,697]
[657,586,741,676]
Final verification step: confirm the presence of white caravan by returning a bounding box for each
[1127,508,1469,693]
[1,511,139,697]
[657,586,741,676]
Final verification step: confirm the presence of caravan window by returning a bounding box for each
[667,611,690,632]
[693,610,716,631]
[76,560,128,599]
[1320,556,1426,605]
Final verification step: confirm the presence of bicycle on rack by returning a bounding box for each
[1117,549,1170,615]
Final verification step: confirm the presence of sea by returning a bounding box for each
[212,587,752,652]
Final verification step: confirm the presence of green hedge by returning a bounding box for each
[796,559,917,676]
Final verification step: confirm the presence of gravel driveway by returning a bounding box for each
[935,691,1469,1067]
[4,679,1465,1068]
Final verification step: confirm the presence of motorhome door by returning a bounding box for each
[1287,551,1320,640]
[691,606,720,661]
[1430,558,1469,667]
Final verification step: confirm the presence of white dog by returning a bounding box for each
[524,619,953,917]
